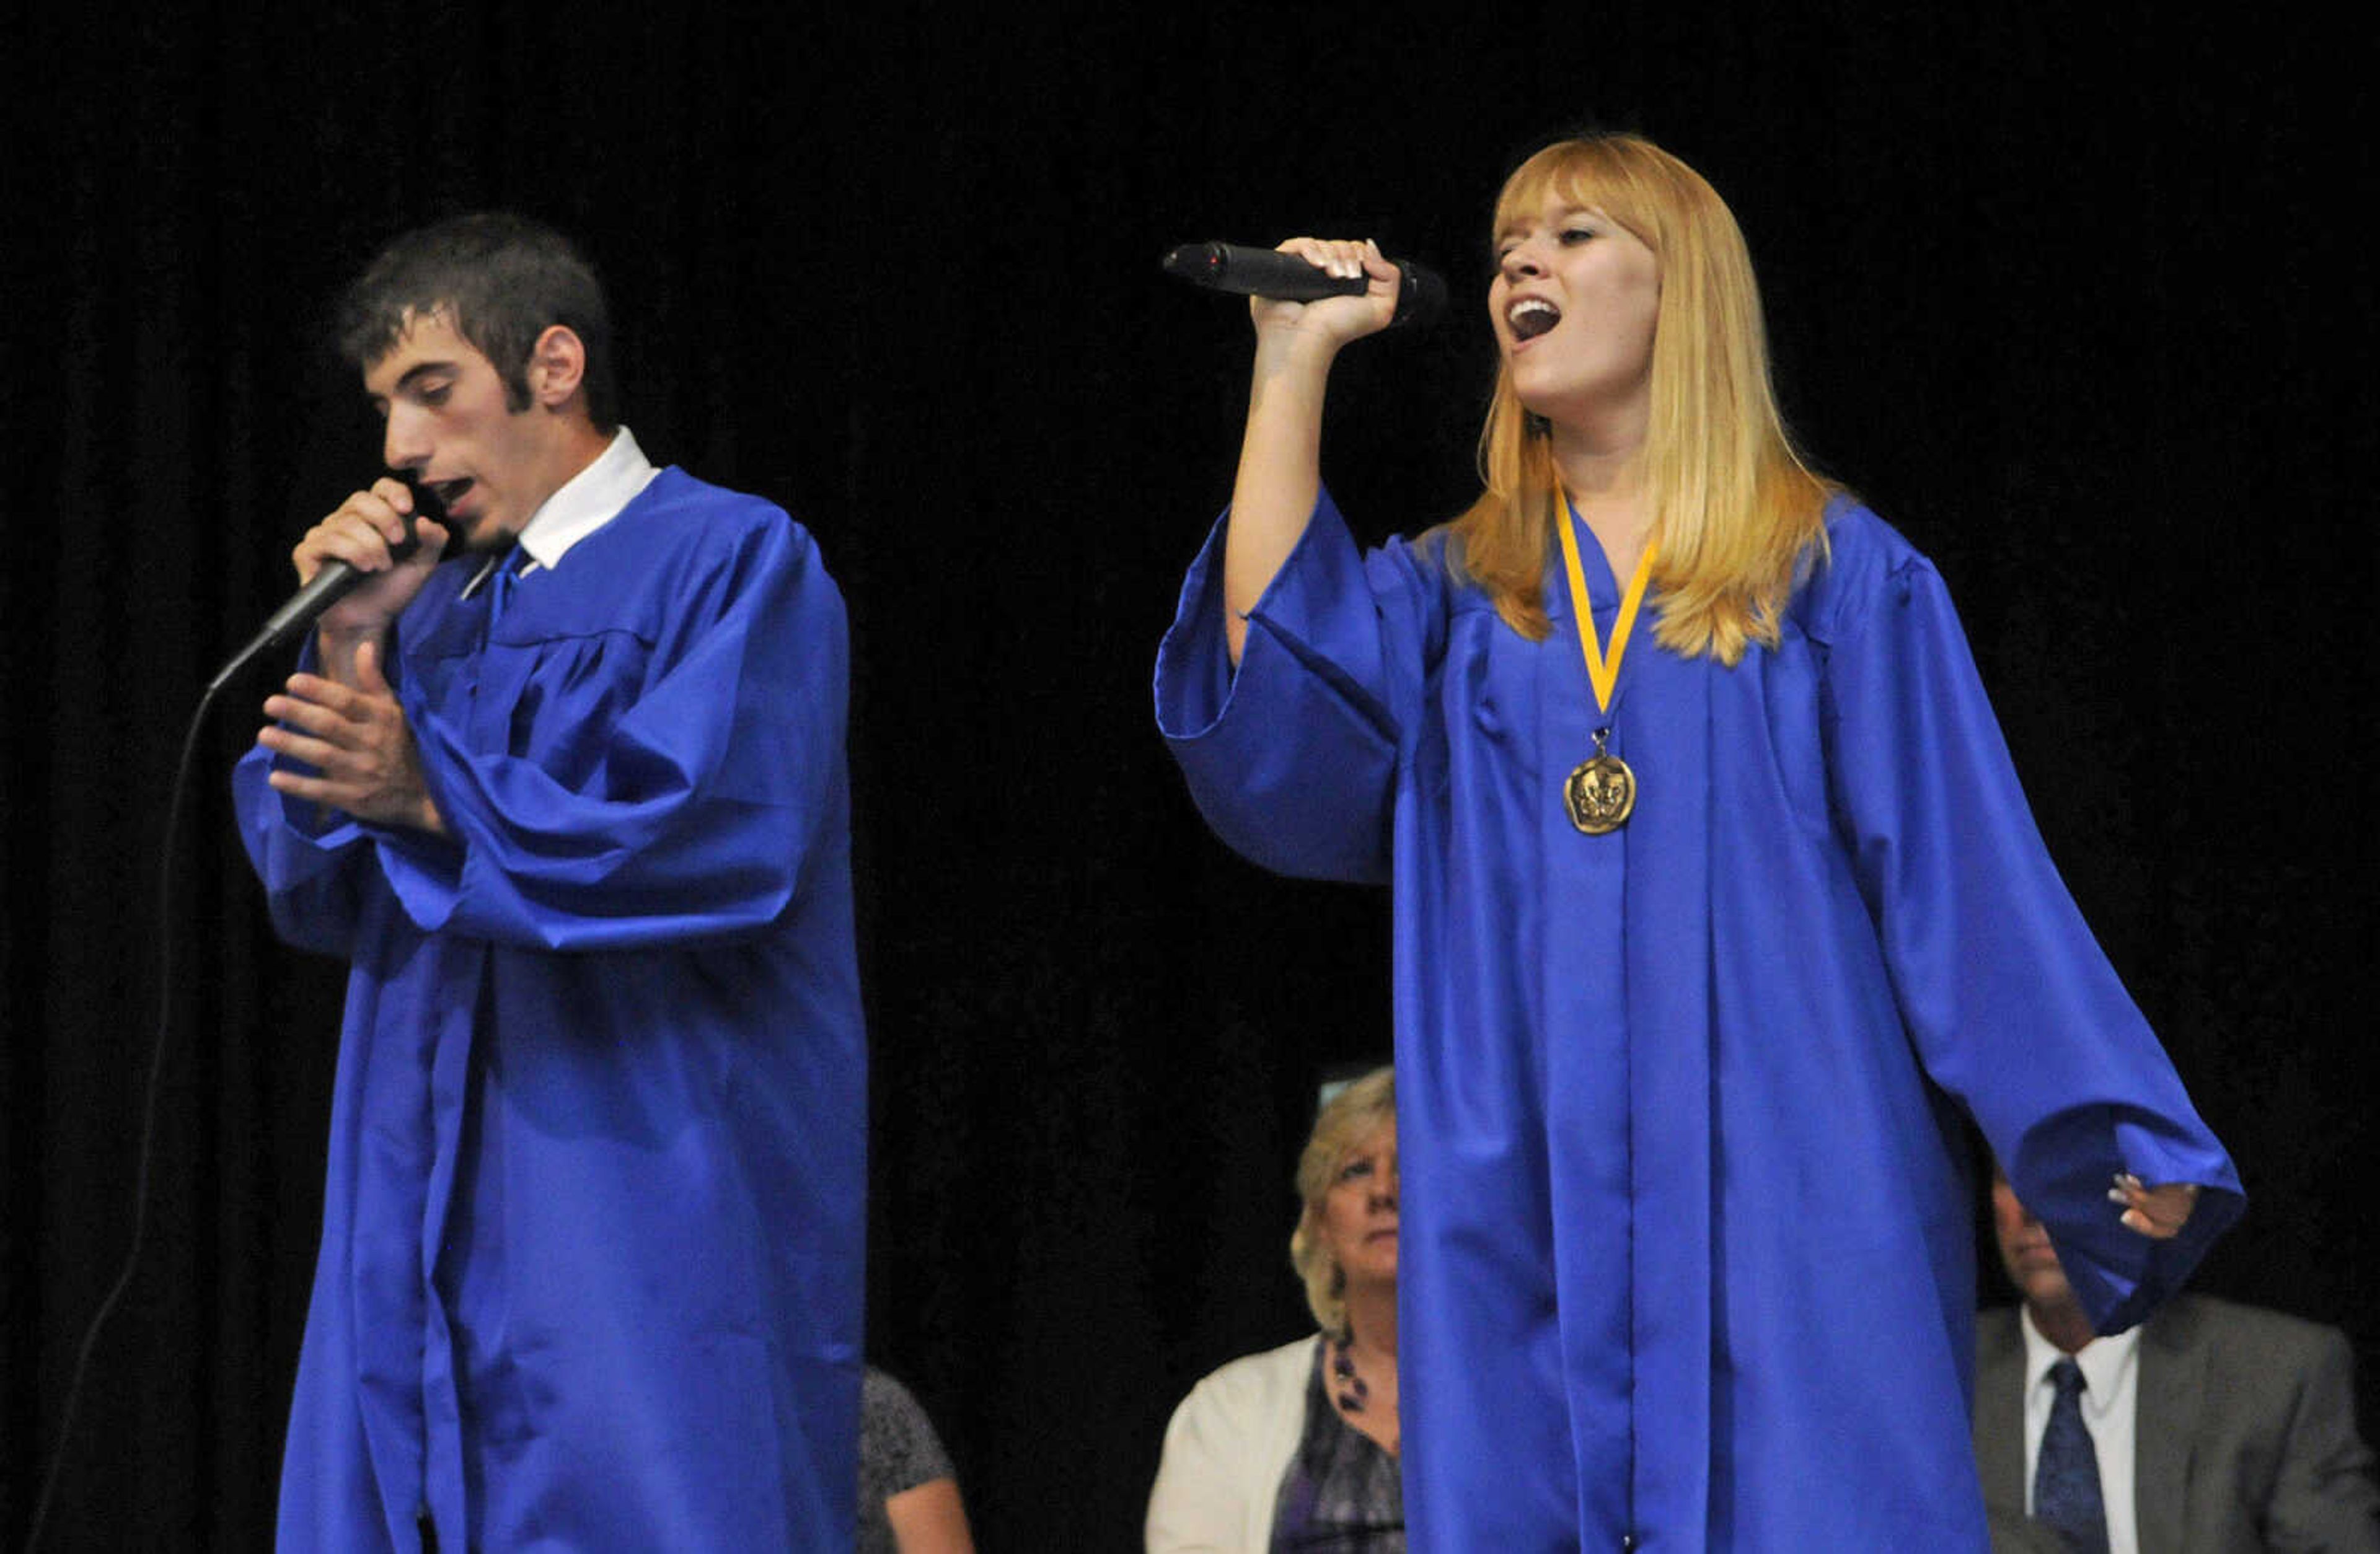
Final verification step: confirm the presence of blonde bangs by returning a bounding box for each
[1495,139,1663,247]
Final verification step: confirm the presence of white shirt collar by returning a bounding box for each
[2019,1301,2140,1411]
[515,426,660,572]
[459,428,660,601]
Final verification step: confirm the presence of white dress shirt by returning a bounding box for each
[2020,1304,2142,1554]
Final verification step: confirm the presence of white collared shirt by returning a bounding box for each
[518,426,659,572]
[2019,1304,2141,1554]
[462,427,660,599]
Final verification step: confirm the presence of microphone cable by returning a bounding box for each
[22,680,226,1553]
[25,489,434,1548]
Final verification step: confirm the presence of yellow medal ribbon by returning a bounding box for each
[1553,487,1659,715]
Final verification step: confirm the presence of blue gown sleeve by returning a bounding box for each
[231,744,371,958]
[1816,526,2243,1335]
[376,517,845,951]
[1154,489,1430,885]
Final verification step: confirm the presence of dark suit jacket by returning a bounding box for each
[1975,1295,2380,1553]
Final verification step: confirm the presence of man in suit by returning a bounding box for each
[1977,1168,2379,1553]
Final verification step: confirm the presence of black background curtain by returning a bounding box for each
[5,5,2373,1546]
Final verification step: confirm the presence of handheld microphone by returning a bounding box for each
[206,481,438,694]
[1161,242,1446,329]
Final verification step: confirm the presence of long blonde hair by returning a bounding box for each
[1442,134,1831,665]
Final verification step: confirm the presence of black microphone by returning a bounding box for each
[206,483,438,695]
[1161,242,1446,329]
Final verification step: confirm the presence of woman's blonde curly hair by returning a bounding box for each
[1287,1066,1396,1334]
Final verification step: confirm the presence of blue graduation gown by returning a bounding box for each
[234,469,866,1552]
[1155,491,2242,1551]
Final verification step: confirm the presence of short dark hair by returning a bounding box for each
[337,213,618,429]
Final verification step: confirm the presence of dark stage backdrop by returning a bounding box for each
[6,5,2373,1547]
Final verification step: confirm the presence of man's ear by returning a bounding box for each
[525,325,588,410]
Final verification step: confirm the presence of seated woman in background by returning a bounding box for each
[1147,1066,1403,1552]
[860,1367,976,1553]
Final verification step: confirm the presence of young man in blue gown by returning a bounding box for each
[234,214,865,1551]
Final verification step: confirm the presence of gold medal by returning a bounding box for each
[1565,729,1636,835]
[1554,482,1658,835]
